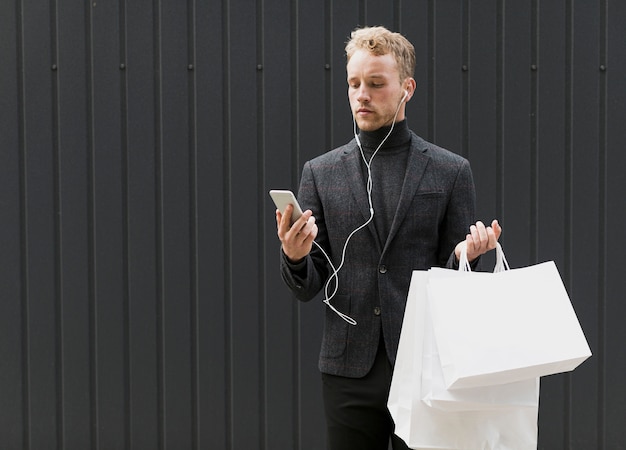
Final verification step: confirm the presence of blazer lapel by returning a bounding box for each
[383,136,431,253]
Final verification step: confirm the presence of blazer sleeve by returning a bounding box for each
[279,161,330,302]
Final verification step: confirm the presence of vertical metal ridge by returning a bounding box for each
[563,0,574,445]
[152,0,165,448]
[290,2,301,448]
[255,0,267,448]
[291,0,301,189]
[50,0,63,446]
[359,0,365,26]
[325,0,333,150]
[222,0,233,448]
[16,0,30,446]
[119,0,131,447]
[186,0,200,448]
[393,0,401,31]
[597,0,608,447]
[85,0,98,447]
[495,0,504,219]
[563,0,574,295]
[461,0,469,159]
[152,0,167,450]
[427,0,435,142]
[530,0,539,263]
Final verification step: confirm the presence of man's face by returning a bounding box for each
[347,49,407,132]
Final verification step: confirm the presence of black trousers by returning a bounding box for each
[321,339,410,450]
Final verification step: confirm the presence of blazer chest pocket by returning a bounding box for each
[320,294,350,358]
[407,191,446,226]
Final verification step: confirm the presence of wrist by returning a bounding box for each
[282,247,305,265]
[286,255,305,264]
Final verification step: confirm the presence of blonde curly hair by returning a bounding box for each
[345,26,416,82]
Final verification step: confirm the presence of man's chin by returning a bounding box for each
[354,120,380,132]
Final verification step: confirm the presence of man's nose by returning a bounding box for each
[356,85,370,102]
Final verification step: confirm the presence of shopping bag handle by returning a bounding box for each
[458,241,510,273]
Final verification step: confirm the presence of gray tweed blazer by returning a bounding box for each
[280,132,476,378]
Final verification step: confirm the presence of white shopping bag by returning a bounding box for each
[389,269,539,450]
[421,295,540,412]
[427,243,592,390]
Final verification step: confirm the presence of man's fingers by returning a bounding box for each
[491,219,502,241]
[462,219,503,262]
[468,221,487,250]
[467,220,500,253]
[301,219,318,245]
[291,211,313,236]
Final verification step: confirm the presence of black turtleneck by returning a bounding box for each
[357,119,412,246]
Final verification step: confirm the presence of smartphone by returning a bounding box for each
[269,190,303,224]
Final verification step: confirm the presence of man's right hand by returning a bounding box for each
[276,204,318,263]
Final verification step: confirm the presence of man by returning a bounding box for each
[275,26,501,449]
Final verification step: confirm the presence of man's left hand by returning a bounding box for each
[455,219,502,262]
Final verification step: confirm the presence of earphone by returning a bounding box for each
[316,87,409,325]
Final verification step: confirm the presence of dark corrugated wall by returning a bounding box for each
[0,0,624,449]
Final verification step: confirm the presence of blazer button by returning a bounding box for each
[374,306,381,316]
[379,264,387,274]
